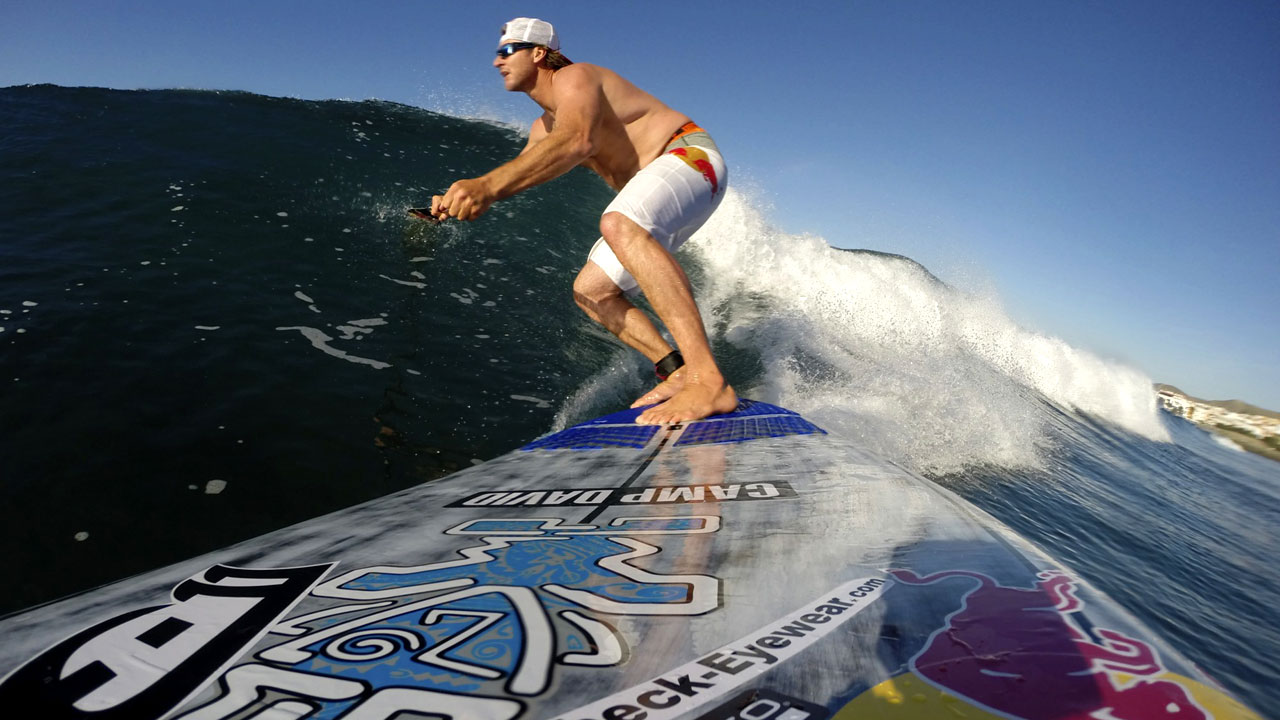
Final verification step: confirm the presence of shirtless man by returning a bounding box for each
[429,18,736,425]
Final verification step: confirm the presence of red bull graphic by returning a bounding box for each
[668,146,719,195]
[882,569,1210,719]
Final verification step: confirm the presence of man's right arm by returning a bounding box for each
[479,67,599,199]
[431,67,601,221]
[429,115,548,221]
[518,114,551,157]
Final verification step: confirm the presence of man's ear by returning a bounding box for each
[532,46,548,65]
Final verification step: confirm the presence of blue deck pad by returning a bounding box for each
[674,413,826,447]
[521,424,660,451]
[522,399,824,451]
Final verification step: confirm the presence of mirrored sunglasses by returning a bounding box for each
[496,42,538,58]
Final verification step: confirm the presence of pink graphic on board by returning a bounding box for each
[890,569,1208,720]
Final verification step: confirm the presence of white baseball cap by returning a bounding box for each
[499,17,559,51]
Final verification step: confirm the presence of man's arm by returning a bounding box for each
[484,67,599,195]
[432,66,600,221]
[517,115,551,157]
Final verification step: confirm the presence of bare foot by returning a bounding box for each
[631,367,687,408]
[637,373,738,425]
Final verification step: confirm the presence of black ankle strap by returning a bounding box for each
[654,351,684,380]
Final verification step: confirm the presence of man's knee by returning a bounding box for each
[599,212,653,256]
[599,211,629,240]
[573,264,619,311]
[572,265,595,298]
[572,270,593,311]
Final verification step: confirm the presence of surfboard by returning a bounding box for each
[0,399,1260,719]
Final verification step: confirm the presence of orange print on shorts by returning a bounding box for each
[668,146,719,195]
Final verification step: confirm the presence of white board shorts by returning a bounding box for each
[587,133,727,293]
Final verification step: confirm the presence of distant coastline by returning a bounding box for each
[1156,384,1280,463]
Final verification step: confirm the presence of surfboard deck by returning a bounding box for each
[0,399,1259,719]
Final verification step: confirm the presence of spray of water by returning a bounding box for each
[680,190,1169,474]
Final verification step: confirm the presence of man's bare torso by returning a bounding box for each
[531,63,690,190]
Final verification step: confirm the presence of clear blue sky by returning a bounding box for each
[4,1,1277,409]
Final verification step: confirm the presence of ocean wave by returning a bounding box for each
[675,190,1170,474]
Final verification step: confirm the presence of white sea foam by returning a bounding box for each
[276,326,390,369]
[335,318,387,340]
[553,356,646,432]
[1211,434,1245,453]
[511,395,553,409]
[678,190,1169,473]
[451,288,480,305]
[294,290,321,313]
[380,274,427,289]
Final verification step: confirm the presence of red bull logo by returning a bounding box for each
[668,146,719,195]
[837,569,1258,719]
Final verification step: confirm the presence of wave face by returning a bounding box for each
[1,86,1275,714]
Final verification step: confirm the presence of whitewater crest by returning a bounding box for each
[564,189,1168,475]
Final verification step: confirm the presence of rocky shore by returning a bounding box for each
[1156,384,1280,463]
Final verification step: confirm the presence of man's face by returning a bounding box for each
[494,44,541,92]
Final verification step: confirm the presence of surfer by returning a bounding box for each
[427,17,737,425]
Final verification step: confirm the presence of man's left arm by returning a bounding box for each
[435,67,601,221]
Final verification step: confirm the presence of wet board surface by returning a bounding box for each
[0,400,1260,719]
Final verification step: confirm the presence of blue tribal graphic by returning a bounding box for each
[176,516,720,720]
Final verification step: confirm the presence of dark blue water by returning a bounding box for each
[1,85,1275,715]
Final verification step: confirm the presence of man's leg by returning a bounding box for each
[573,260,689,410]
[572,262,673,363]
[599,211,737,424]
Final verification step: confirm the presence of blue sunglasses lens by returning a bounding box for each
[497,43,536,58]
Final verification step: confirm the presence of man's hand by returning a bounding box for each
[431,177,496,222]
